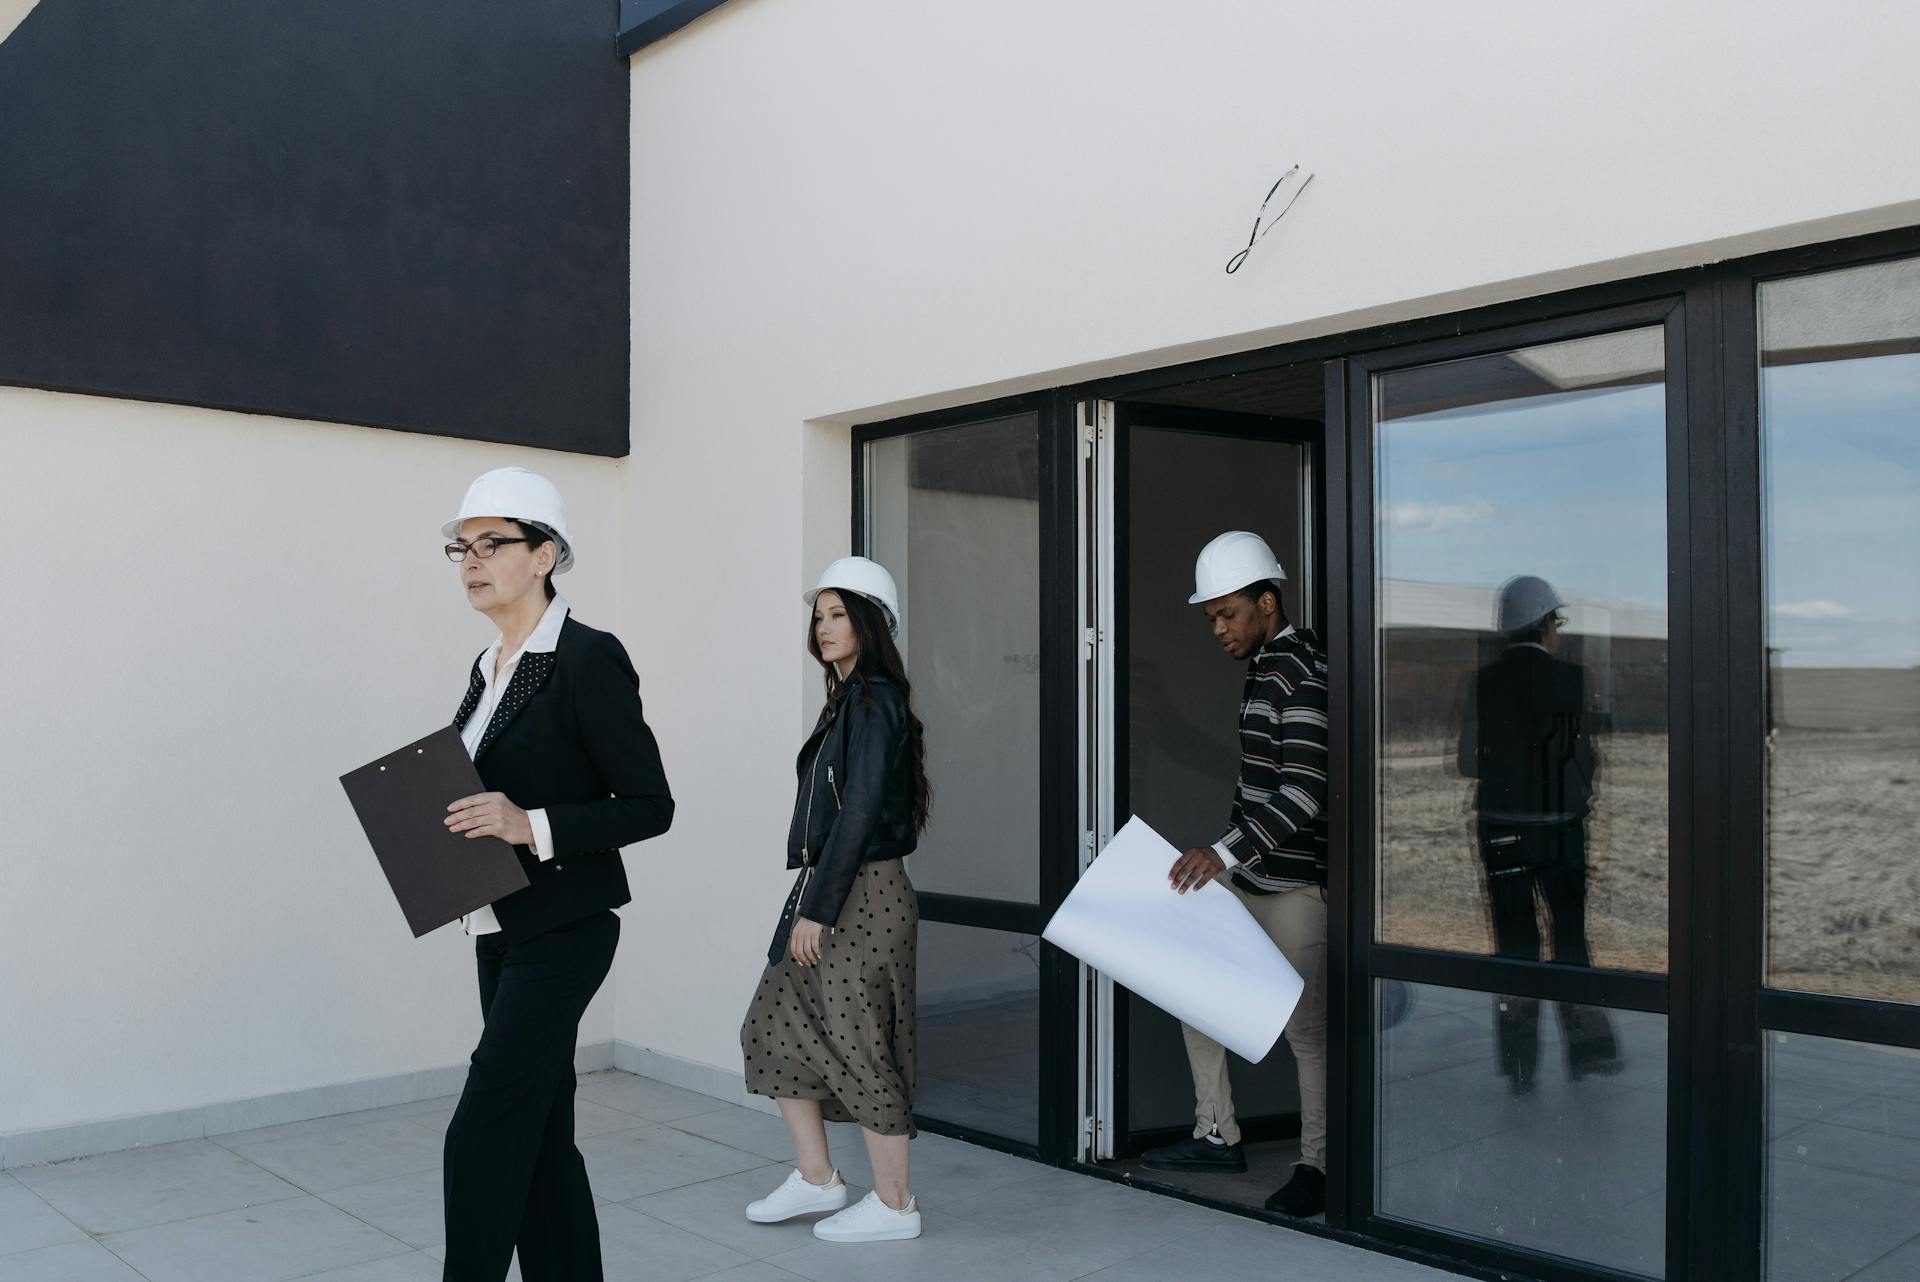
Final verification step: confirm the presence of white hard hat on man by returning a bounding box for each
[806,556,902,635]
[443,467,576,573]
[1190,530,1287,604]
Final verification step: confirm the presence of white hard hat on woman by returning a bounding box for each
[1189,530,1287,604]
[443,466,576,573]
[805,556,902,635]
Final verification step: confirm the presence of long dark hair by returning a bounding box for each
[807,590,932,835]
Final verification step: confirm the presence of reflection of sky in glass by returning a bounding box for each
[1378,382,1668,614]
[1763,354,1920,669]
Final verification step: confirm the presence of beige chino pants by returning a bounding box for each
[1179,881,1327,1168]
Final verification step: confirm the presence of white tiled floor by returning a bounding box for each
[0,1070,1456,1282]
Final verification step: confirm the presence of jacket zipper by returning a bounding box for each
[828,765,841,809]
[794,725,835,911]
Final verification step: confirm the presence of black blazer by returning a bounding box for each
[454,613,674,943]
[1456,644,1596,826]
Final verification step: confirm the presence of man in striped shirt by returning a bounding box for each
[1142,531,1331,1219]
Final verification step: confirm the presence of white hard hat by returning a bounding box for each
[442,467,575,574]
[1189,530,1287,605]
[806,556,901,635]
[1496,575,1565,635]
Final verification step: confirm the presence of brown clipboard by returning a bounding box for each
[340,725,530,937]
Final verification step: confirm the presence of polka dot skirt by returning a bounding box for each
[740,859,918,1137]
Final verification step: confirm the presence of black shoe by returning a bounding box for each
[1264,1164,1326,1217]
[1140,1133,1247,1174]
[1569,1053,1626,1081]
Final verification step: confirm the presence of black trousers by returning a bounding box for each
[443,910,619,1282]
[1479,822,1618,1079]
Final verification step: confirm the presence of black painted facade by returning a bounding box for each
[0,0,630,455]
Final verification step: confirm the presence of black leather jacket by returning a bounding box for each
[766,671,918,964]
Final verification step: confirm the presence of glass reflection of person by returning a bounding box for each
[1456,576,1623,1095]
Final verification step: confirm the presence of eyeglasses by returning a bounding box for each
[444,537,532,563]
[1225,164,1316,275]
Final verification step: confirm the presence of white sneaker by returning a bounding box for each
[813,1189,922,1242]
[746,1168,849,1223]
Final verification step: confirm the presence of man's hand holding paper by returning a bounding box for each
[1042,817,1304,1063]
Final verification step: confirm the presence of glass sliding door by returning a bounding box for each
[860,409,1049,1146]
[1756,252,1920,1282]
[1356,315,1679,1278]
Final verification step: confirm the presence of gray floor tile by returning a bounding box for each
[0,1240,146,1281]
[690,1264,809,1281]
[665,1106,827,1163]
[1766,1158,1920,1282]
[13,1138,304,1235]
[828,1133,1068,1206]
[625,1166,835,1259]
[0,1185,87,1257]
[223,1119,446,1195]
[1777,1120,1920,1186]
[0,1173,18,1189]
[101,1196,409,1282]
[321,1167,445,1249]
[213,1109,410,1151]
[1076,1217,1456,1281]
[292,1097,462,1142]
[1850,1232,1920,1282]
[291,1252,445,1281]
[766,1218,1083,1282]
[571,1100,650,1140]
[575,1073,734,1124]
[578,1128,774,1203]
[939,1167,1220,1277]
[1827,1092,1920,1142]
[596,1203,754,1280]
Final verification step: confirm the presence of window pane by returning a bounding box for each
[915,920,1039,1143]
[1760,256,1920,1005]
[865,415,1041,904]
[1374,329,1670,972]
[1767,1033,1920,1281]
[1377,980,1666,1276]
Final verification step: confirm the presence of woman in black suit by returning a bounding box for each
[435,467,674,1282]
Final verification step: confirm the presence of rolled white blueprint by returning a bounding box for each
[1042,816,1304,1063]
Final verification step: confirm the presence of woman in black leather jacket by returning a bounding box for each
[740,557,932,1243]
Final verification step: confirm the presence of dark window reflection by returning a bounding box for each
[914,920,1039,1143]
[1458,576,1624,1091]
[1377,981,1666,1276]
[1767,1033,1920,1281]
[865,414,1042,905]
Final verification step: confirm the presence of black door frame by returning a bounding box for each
[1106,401,1326,1156]
[851,222,1920,1282]
[851,393,1083,1166]
[1341,296,1686,1282]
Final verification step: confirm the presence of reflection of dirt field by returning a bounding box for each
[1378,714,1920,1005]
[1379,732,1669,975]
[1767,726,1920,1005]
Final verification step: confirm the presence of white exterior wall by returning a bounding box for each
[617,0,1920,1075]
[8,0,1920,1154]
[1,389,627,1142]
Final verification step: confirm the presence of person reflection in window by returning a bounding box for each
[1456,576,1624,1095]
